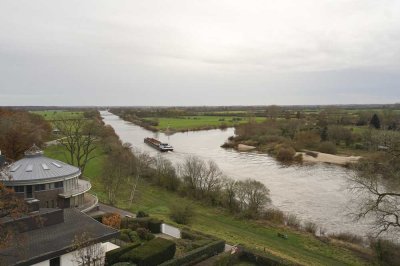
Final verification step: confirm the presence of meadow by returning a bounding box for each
[31,110,83,121]
[146,116,266,131]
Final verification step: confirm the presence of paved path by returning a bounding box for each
[87,203,135,218]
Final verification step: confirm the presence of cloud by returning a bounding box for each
[0,0,399,105]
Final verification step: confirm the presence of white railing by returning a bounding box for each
[80,193,99,213]
[59,179,91,198]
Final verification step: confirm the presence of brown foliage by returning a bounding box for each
[102,213,122,229]
[0,182,28,249]
[0,109,51,160]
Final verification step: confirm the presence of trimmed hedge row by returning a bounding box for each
[106,243,141,265]
[160,240,225,266]
[240,247,291,266]
[119,229,142,244]
[180,228,218,241]
[120,238,176,266]
[112,263,136,266]
[120,217,162,234]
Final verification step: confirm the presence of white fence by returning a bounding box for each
[161,223,181,239]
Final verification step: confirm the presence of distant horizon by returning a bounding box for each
[3,103,400,109]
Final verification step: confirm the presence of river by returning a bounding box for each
[101,111,373,236]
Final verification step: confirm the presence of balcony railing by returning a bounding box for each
[78,193,99,213]
[58,179,91,198]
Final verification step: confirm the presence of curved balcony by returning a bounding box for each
[58,179,91,198]
[78,193,99,213]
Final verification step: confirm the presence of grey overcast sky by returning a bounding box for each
[0,0,399,106]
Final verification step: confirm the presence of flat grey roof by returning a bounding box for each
[3,155,81,183]
[0,208,118,266]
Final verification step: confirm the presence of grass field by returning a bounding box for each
[31,110,83,121]
[147,116,266,131]
[44,144,370,266]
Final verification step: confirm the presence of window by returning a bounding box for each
[49,257,60,266]
[34,184,46,191]
[54,181,63,188]
[13,186,24,193]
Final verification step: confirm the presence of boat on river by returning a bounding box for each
[144,137,173,152]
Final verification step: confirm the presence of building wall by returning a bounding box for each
[31,242,119,266]
[34,189,63,208]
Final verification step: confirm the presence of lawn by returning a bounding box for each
[146,116,266,131]
[44,145,368,266]
[31,110,83,121]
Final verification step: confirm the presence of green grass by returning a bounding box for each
[44,145,369,266]
[44,144,105,179]
[147,116,265,131]
[31,110,83,121]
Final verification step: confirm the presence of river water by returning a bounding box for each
[101,111,373,236]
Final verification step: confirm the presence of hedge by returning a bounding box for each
[240,247,291,266]
[120,237,176,266]
[120,217,162,233]
[106,243,141,266]
[119,229,141,244]
[180,228,217,241]
[148,218,162,233]
[112,263,137,266]
[160,240,225,266]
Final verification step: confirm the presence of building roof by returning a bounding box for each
[0,208,119,266]
[2,147,81,184]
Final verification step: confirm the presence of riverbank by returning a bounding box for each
[298,151,361,166]
[109,109,265,133]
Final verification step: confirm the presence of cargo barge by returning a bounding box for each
[144,138,173,152]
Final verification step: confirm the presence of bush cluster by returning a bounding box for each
[160,240,225,266]
[119,238,176,266]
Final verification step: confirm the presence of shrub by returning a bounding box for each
[240,247,291,266]
[285,214,301,229]
[106,243,141,265]
[181,230,203,240]
[102,213,122,229]
[263,208,285,224]
[136,210,149,218]
[136,227,154,241]
[160,240,225,266]
[354,143,364,150]
[318,141,337,154]
[170,203,195,225]
[120,217,140,231]
[275,145,296,162]
[303,221,318,235]
[370,238,400,266]
[213,253,238,266]
[305,150,318,157]
[120,238,176,266]
[119,229,141,244]
[148,218,162,233]
[328,232,363,245]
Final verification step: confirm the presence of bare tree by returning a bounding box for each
[153,154,179,191]
[179,156,223,199]
[54,117,100,175]
[350,130,400,237]
[70,232,105,266]
[128,150,152,206]
[235,179,271,218]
